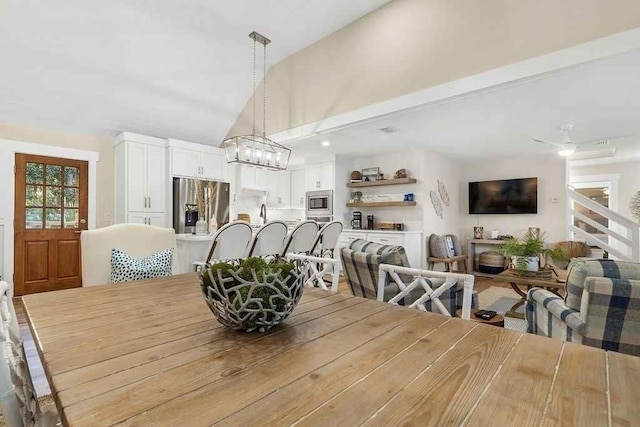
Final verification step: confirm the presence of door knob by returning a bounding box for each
[80,219,87,224]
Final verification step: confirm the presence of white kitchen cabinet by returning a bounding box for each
[126,212,167,226]
[306,162,334,191]
[168,140,225,181]
[290,169,306,209]
[276,171,291,207]
[125,142,147,212]
[237,166,269,192]
[170,147,200,178]
[126,213,148,225]
[200,151,225,180]
[146,145,166,213]
[115,133,169,227]
[266,170,291,208]
[148,213,167,227]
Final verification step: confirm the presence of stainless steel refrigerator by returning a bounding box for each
[173,178,230,234]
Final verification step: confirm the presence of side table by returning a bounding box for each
[456,308,504,327]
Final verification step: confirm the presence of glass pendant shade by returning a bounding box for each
[223,134,291,170]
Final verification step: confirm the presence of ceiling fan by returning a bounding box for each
[531,124,627,157]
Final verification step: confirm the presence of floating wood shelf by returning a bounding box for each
[346,201,417,208]
[347,178,417,188]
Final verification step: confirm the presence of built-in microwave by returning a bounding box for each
[306,190,333,218]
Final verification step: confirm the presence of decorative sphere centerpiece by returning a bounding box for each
[198,257,305,332]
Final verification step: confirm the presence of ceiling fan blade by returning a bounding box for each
[532,138,562,148]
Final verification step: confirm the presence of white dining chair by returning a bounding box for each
[248,220,288,258]
[194,221,253,269]
[281,220,319,256]
[311,221,343,258]
[0,281,58,427]
[80,223,178,286]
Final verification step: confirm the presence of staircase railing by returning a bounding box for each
[567,186,640,262]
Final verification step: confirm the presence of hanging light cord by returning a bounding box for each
[262,39,267,138]
[252,37,256,136]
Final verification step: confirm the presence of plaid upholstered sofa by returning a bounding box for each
[525,259,640,356]
[340,239,477,314]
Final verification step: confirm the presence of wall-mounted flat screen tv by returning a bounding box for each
[469,177,538,214]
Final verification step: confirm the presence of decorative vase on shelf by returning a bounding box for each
[195,219,208,235]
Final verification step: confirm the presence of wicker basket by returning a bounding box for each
[199,261,305,332]
[478,251,506,274]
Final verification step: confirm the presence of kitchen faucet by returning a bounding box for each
[259,203,267,224]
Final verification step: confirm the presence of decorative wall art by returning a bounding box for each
[437,179,450,206]
[630,191,640,221]
[430,190,443,219]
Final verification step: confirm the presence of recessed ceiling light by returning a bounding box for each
[322,140,330,147]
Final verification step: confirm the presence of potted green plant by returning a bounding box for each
[199,257,304,332]
[500,230,545,272]
[500,231,570,272]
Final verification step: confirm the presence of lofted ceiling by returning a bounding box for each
[288,48,640,164]
[0,0,390,144]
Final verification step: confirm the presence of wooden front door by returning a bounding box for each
[14,154,88,295]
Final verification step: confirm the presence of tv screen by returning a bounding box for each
[469,177,538,214]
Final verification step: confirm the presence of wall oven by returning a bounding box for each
[306,190,333,218]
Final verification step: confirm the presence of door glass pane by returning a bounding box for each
[46,165,62,186]
[64,166,79,186]
[46,187,62,207]
[63,188,79,207]
[25,208,43,229]
[45,208,62,229]
[26,163,44,184]
[26,185,43,207]
[64,209,79,229]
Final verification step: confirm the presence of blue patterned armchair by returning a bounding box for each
[525,259,640,356]
[340,239,478,314]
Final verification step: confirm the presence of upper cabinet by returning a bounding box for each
[265,170,291,208]
[290,169,306,209]
[306,162,334,191]
[168,140,225,181]
[237,165,269,192]
[114,133,168,226]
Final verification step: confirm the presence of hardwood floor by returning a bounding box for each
[13,275,516,399]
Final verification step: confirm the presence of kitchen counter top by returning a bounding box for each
[342,229,422,234]
[175,233,212,242]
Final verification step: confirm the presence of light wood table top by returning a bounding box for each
[22,273,639,426]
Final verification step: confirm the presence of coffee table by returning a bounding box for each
[492,269,567,319]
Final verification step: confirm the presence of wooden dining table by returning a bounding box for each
[22,273,639,426]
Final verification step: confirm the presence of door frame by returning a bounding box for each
[0,139,99,293]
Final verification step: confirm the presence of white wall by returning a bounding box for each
[421,151,462,238]
[459,154,567,242]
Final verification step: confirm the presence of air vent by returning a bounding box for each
[379,126,398,134]
[570,147,617,160]
[593,140,609,146]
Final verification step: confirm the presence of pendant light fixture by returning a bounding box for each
[223,32,291,170]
